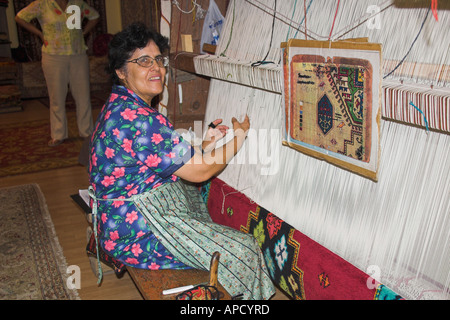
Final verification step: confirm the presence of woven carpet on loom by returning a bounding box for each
[201,178,403,300]
[0,184,79,300]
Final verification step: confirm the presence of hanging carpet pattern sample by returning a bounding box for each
[290,56,371,162]
[282,39,382,181]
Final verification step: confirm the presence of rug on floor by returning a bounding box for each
[0,110,85,177]
[0,184,79,300]
[37,91,108,111]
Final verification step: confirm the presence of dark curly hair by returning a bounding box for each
[107,22,170,85]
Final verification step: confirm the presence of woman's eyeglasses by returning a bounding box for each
[127,55,169,68]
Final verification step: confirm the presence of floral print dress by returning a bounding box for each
[89,85,195,270]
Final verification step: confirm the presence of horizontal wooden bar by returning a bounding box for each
[169,45,217,74]
[169,52,198,74]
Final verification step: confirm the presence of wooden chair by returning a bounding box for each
[127,252,231,300]
[86,227,231,300]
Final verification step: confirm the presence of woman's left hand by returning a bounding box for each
[202,119,228,153]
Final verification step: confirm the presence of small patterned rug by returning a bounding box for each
[0,184,79,300]
[0,109,85,177]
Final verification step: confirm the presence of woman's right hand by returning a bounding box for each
[231,114,250,137]
[175,114,251,183]
[39,33,48,47]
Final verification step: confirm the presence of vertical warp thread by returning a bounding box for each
[383,6,431,79]
[328,0,340,40]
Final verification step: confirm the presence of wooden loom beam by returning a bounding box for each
[169,52,198,74]
[169,44,217,74]
[169,33,449,134]
[172,51,449,134]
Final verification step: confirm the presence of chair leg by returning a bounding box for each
[209,251,220,287]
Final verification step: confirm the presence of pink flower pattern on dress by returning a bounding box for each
[145,154,162,168]
[151,133,164,145]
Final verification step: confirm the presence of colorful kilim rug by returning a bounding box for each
[0,111,85,177]
[201,177,403,300]
[0,183,79,300]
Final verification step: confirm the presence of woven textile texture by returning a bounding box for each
[0,184,79,300]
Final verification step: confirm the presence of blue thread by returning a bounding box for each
[287,0,314,41]
[286,0,299,41]
[409,101,430,132]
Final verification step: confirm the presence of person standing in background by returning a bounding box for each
[15,0,99,147]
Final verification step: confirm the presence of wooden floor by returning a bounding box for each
[0,99,289,300]
[0,100,143,299]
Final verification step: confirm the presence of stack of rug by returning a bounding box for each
[0,184,79,300]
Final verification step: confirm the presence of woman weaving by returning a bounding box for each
[88,22,275,300]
